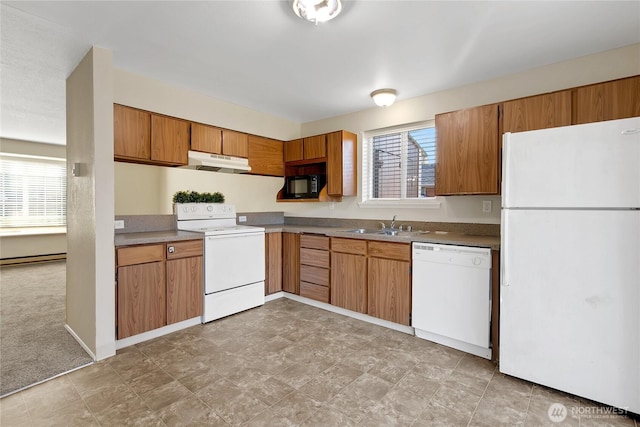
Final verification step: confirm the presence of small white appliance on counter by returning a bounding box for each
[500,117,640,414]
[176,203,265,323]
[412,242,492,359]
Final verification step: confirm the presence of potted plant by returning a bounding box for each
[172,190,225,213]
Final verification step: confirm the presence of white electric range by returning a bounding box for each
[176,203,265,323]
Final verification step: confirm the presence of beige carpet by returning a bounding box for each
[0,261,93,397]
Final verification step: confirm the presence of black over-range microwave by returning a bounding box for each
[284,174,325,199]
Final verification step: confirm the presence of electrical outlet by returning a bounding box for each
[482,200,492,213]
[114,220,125,229]
[238,215,247,223]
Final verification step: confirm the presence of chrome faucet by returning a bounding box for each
[390,215,397,230]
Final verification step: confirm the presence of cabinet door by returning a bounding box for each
[114,104,150,160]
[191,123,222,154]
[284,139,303,162]
[248,135,284,176]
[282,232,300,294]
[303,135,326,159]
[222,130,249,158]
[327,130,357,196]
[368,257,411,325]
[503,91,572,133]
[150,115,190,165]
[166,256,203,324]
[117,261,166,339]
[574,76,640,124]
[331,252,367,313]
[435,104,500,195]
[265,232,283,295]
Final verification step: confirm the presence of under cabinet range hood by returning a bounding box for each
[183,150,251,173]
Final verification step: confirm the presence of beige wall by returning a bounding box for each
[0,138,68,258]
[115,43,640,225]
[0,233,66,259]
[66,47,115,361]
[113,68,301,141]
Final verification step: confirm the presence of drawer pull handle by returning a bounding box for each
[168,246,175,254]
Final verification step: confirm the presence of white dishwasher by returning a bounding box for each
[412,242,492,359]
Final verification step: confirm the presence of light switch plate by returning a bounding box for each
[114,220,125,229]
[482,200,492,213]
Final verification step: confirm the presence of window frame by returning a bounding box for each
[359,120,441,209]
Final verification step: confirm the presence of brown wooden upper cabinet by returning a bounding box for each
[190,123,249,159]
[151,115,190,165]
[222,129,249,158]
[327,130,357,197]
[114,104,189,166]
[503,90,572,133]
[191,122,222,154]
[435,104,500,195]
[114,104,150,161]
[573,75,640,125]
[284,135,326,162]
[248,135,284,176]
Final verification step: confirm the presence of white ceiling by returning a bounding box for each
[1,1,639,145]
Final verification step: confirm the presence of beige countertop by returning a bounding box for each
[264,225,500,250]
[115,230,203,247]
[114,225,499,250]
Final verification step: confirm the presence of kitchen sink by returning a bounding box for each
[344,228,402,236]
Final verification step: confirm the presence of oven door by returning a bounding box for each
[204,231,265,294]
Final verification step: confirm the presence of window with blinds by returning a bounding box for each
[0,155,67,228]
[363,122,436,202]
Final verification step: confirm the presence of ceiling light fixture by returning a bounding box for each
[293,0,342,25]
[370,89,397,107]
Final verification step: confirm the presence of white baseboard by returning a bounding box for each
[115,317,201,350]
[282,293,415,335]
[65,324,97,361]
[265,291,285,302]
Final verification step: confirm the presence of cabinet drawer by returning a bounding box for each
[117,244,164,266]
[300,248,329,268]
[331,238,367,255]
[300,281,329,303]
[300,265,329,287]
[368,241,411,261]
[300,234,330,250]
[166,240,203,259]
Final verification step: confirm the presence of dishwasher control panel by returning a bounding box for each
[412,243,491,268]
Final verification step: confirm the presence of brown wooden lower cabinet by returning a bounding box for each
[330,251,367,313]
[282,232,300,294]
[116,240,203,339]
[166,256,203,324]
[367,256,411,326]
[117,261,166,339]
[299,234,330,303]
[265,232,283,295]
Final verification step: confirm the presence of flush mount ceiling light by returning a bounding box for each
[370,89,398,107]
[293,0,342,25]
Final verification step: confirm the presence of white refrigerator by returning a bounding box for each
[500,117,640,414]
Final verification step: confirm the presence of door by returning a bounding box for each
[166,256,203,324]
[331,252,367,313]
[204,232,265,294]
[368,257,411,325]
[500,209,640,412]
[503,117,640,208]
[117,261,166,339]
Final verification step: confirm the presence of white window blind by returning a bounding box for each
[0,155,67,227]
[363,122,436,203]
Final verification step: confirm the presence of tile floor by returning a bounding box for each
[1,298,637,426]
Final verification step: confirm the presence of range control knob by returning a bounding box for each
[472,256,482,266]
[207,205,213,211]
